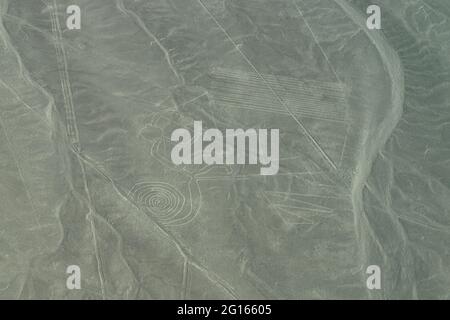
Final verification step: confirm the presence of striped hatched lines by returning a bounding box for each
[208,67,348,122]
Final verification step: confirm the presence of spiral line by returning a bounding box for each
[129,182,188,224]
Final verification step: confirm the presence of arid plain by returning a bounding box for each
[0,0,449,299]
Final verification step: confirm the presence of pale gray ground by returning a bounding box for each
[0,0,448,299]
